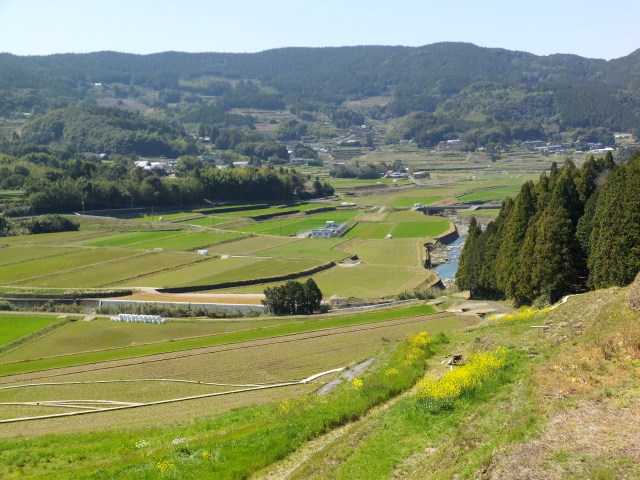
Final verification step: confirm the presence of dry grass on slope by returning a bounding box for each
[483,287,640,480]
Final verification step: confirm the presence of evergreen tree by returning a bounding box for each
[495,182,537,298]
[530,206,581,303]
[456,216,481,293]
[589,152,640,287]
[476,206,506,296]
[303,278,323,314]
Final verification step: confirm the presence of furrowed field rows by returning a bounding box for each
[0,317,299,363]
[81,230,186,248]
[255,237,347,260]
[106,231,246,251]
[0,312,468,433]
[0,312,469,388]
[15,251,206,288]
[336,238,423,266]
[0,246,79,266]
[0,305,438,378]
[132,256,323,288]
[388,196,443,207]
[219,263,433,297]
[389,220,450,238]
[203,235,298,255]
[236,211,359,236]
[0,249,140,285]
[344,222,393,239]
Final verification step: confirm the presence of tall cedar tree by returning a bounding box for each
[495,180,537,298]
[455,216,481,293]
[456,154,626,305]
[589,152,640,287]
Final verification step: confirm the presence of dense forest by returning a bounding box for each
[2,43,640,147]
[456,151,640,305]
[0,145,327,215]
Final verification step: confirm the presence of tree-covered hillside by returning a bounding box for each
[2,43,640,141]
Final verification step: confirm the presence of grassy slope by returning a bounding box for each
[258,287,640,479]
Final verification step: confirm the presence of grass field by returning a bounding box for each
[344,222,393,239]
[389,220,451,238]
[125,231,245,251]
[237,210,359,236]
[15,251,205,288]
[388,196,443,207]
[0,315,62,348]
[204,235,297,255]
[0,249,140,285]
[0,316,300,363]
[458,184,523,202]
[130,256,323,288]
[255,237,347,260]
[0,246,77,266]
[336,238,423,266]
[0,304,437,377]
[82,231,186,248]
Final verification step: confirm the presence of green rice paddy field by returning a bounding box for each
[0,315,63,347]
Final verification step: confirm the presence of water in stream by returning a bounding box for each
[433,234,467,281]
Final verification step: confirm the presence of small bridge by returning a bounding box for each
[417,203,501,214]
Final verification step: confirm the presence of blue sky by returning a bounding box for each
[0,0,638,59]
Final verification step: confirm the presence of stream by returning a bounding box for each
[433,234,467,282]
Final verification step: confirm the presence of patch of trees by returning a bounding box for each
[262,279,323,315]
[330,108,365,128]
[21,105,197,157]
[275,119,309,141]
[291,144,318,159]
[0,214,78,237]
[455,151,640,306]
[330,163,381,179]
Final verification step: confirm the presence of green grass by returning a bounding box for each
[344,222,393,239]
[458,185,522,202]
[256,238,347,260]
[222,264,433,298]
[389,220,451,238]
[237,210,359,236]
[0,249,140,285]
[294,352,532,480]
[0,304,436,376]
[383,211,446,223]
[0,230,113,246]
[0,315,61,347]
[338,238,422,266]
[0,246,75,266]
[82,231,184,248]
[15,251,204,288]
[0,317,302,362]
[128,231,245,251]
[388,197,443,207]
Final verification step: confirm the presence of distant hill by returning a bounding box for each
[2,42,640,146]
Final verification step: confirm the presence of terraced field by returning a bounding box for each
[0,307,475,435]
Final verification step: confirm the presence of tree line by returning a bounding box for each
[456,151,640,305]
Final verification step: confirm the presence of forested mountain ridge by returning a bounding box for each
[2,43,640,138]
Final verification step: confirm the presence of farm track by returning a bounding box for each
[0,312,458,386]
